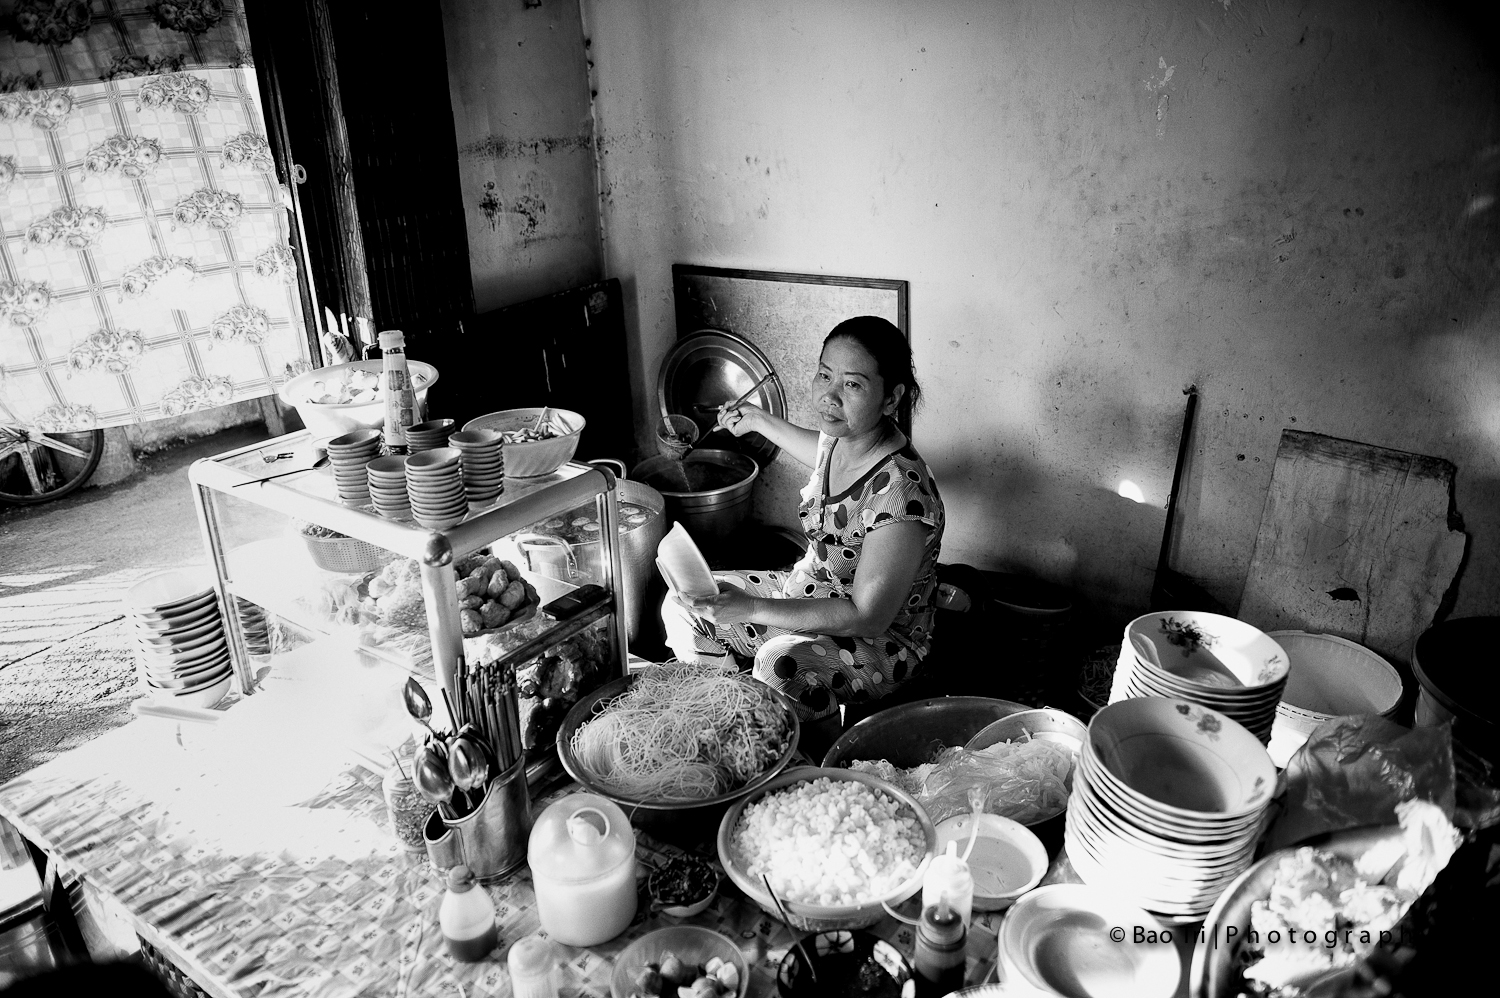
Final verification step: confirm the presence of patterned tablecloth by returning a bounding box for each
[0,718,1017,998]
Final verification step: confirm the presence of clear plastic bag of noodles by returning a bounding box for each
[917,738,1075,825]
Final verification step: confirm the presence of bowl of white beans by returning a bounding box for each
[716,767,937,932]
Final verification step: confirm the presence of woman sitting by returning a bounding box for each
[662,315,945,732]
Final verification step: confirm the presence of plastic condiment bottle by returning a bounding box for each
[913,896,967,998]
[379,329,415,454]
[526,793,637,947]
[439,864,498,962]
[922,840,975,930]
[507,933,560,998]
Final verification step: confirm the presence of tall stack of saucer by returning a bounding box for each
[1109,611,1289,745]
[326,428,382,507]
[406,419,455,453]
[404,447,468,529]
[449,429,505,506]
[126,571,231,709]
[1065,697,1277,922]
[366,455,412,520]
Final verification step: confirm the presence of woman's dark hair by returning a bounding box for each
[823,315,921,421]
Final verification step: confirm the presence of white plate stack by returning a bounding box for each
[1109,611,1289,745]
[1064,697,1277,922]
[126,571,231,709]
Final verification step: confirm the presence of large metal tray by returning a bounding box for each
[657,328,786,467]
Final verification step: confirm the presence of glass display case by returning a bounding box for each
[187,431,628,757]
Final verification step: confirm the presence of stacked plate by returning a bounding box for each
[1064,697,1276,922]
[406,418,455,453]
[326,427,382,506]
[449,428,504,505]
[366,455,412,520]
[1109,611,1289,745]
[234,597,272,656]
[404,447,468,528]
[126,571,231,709]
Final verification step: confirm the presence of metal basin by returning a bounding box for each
[555,673,801,843]
[821,696,1030,769]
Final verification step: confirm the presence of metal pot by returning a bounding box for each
[630,449,759,545]
[511,460,665,644]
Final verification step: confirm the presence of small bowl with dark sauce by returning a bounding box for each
[776,930,913,998]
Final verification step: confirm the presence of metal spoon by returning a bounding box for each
[448,734,490,808]
[233,456,329,486]
[763,874,817,984]
[414,743,457,819]
[403,678,441,741]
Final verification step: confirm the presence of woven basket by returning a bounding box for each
[302,533,387,574]
[137,936,210,998]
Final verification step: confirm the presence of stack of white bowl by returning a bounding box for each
[127,571,231,709]
[404,447,468,529]
[1109,611,1289,745]
[366,455,412,521]
[326,428,382,507]
[1065,697,1277,922]
[449,428,504,506]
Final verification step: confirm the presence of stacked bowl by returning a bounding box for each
[449,428,505,506]
[404,448,468,529]
[326,428,382,506]
[1109,611,1289,745]
[127,571,231,709]
[406,418,455,453]
[1064,697,1276,922]
[366,455,412,521]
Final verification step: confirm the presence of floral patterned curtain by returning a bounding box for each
[0,1,313,431]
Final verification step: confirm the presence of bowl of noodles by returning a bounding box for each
[556,663,802,838]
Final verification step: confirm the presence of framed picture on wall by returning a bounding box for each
[670,264,910,532]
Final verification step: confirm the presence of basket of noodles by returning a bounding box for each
[555,663,802,839]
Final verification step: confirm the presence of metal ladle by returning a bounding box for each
[403,678,442,741]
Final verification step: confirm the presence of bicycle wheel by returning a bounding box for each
[0,426,105,505]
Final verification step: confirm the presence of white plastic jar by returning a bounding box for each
[526,793,636,947]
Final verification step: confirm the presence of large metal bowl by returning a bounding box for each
[555,673,801,840]
[1189,825,1402,998]
[821,695,1031,769]
[718,766,937,932]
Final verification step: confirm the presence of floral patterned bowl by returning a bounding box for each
[1086,697,1276,820]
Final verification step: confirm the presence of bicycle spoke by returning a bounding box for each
[0,440,25,461]
[18,446,47,495]
[35,435,90,460]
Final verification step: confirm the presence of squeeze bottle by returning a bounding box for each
[921,839,975,929]
[439,864,498,962]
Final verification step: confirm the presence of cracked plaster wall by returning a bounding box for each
[440,0,603,310]
[582,0,1500,623]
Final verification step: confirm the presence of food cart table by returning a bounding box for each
[1,706,1011,998]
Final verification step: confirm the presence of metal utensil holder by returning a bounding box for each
[423,755,532,881]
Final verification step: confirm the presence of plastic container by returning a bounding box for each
[1412,617,1500,766]
[383,758,431,853]
[527,793,637,947]
[507,933,559,998]
[920,840,974,929]
[1267,630,1406,767]
[439,864,498,962]
[913,900,966,998]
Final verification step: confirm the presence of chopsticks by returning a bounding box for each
[691,372,779,413]
[460,660,524,776]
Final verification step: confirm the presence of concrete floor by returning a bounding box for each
[0,425,274,785]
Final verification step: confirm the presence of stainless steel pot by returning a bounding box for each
[630,449,759,544]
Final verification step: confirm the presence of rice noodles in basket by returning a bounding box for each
[570,662,795,802]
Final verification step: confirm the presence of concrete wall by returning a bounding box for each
[580,0,1500,623]
[440,0,603,312]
